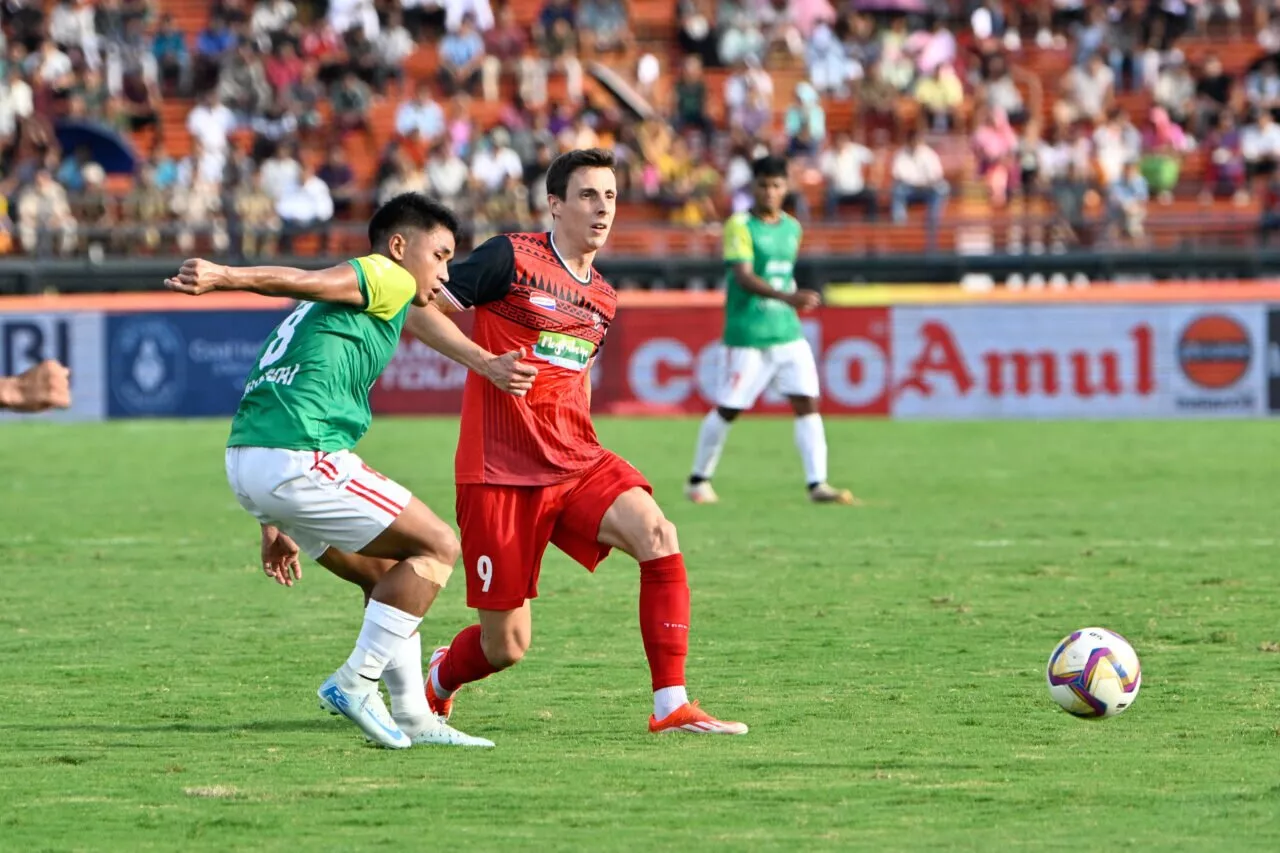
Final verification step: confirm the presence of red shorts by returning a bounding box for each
[455,451,652,610]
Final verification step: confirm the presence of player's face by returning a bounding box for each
[397,226,456,306]
[753,175,788,216]
[554,167,617,252]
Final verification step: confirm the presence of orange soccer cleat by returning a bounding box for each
[425,646,455,720]
[648,701,748,735]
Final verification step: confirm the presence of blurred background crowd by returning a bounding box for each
[1,0,1277,260]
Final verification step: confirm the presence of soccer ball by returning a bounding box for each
[1046,627,1142,718]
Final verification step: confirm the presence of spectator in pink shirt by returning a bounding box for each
[973,107,1019,207]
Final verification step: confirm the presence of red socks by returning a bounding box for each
[440,555,691,694]
[437,624,499,692]
[639,554,690,691]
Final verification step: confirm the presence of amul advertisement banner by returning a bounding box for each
[890,305,1266,418]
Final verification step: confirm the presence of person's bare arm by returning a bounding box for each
[404,303,537,396]
[164,257,363,306]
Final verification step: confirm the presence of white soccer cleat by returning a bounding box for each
[402,715,495,748]
[318,674,411,749]
[684,481,719,504]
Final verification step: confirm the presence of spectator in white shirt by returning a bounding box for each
[427,139,470,207]
[890,129,949,246]
[1243,109,1280,178]
[34,41,75,93]
[470,128,523,192]
[0,66,35,143]
[185,90,237,154]
[821,132,878,219]
[49,0,100,71]
[395,81,446,142]
[260,142,304,202]
[1057,53,1115,125]
[377,9,415,86]
[329,0,381,41]
[251,0,297,52]
[277,163,335,251]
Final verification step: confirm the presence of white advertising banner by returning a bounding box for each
[889,305,1266,418]
[0,311,106,422]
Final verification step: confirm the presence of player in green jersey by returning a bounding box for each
[164,193,536,749]
[686,156,857,505]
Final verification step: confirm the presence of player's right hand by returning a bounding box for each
[485,348,538,397]
[260,525,302,587]
[787,290,822,311]
[164,258,227,296]
[8,359,71,412]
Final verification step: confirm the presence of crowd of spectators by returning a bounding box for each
[1,0,1278,258]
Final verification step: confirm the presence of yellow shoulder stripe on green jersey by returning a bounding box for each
[348,254,416,321]
[722,213,754,264]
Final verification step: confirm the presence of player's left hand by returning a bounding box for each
[164,258,227,296]
[787,289,822,312]
[484,348,539,397]
[260,525,302,587]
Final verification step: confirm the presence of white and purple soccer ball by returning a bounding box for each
[1046,627,1142,718]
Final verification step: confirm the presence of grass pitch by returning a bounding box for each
[1,417,1278,851]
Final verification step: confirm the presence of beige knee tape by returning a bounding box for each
[409,556,454,588]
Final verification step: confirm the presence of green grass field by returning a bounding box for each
[2,417,1279,851]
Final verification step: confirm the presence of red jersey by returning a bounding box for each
[441,232,616,485]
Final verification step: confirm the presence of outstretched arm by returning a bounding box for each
[404,303,537,397]
[164,258,364,307]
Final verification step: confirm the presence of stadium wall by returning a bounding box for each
[2,285,1279,421]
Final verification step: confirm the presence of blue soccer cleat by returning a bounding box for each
[318,673,411,749]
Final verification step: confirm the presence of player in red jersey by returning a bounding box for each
[405,148,748,735]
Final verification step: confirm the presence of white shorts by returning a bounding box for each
[224,447,413,560]
[715,339,821,410]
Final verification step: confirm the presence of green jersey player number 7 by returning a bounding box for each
[686,155,858,506]
[162,193,536,750]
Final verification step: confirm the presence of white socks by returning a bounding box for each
[654,685,689,720]
[337,600,422,696]
[794,413,828,486]
[382,631,432,724]
[691,410,731,480]
[694,410,829,488]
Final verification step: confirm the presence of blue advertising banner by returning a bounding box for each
[106,309,290,417]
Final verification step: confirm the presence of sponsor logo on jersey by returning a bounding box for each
[533,330,592,371]
[530,293,558,311]
[109,316,186,415]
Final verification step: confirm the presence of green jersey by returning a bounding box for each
[226,254,417,452]
[722,210,804,348]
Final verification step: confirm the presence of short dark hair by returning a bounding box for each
[751,155,788,180]
[368,192,459,252]
[545,148,616,201]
